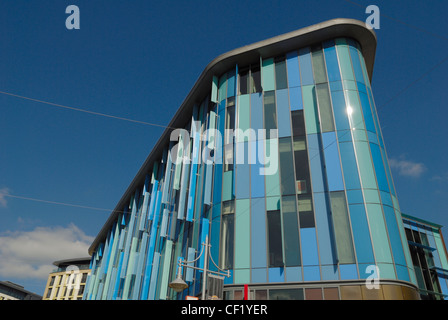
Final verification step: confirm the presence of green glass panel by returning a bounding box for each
[335,38,355,82]
[311,46,327,84]
[330,191,355,264]
[222,171,234,201]
[316,83,334,132]
[262,58,275,91]
[354,141,377,189]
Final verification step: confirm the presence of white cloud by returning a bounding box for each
[0,224,93,280]
[389,157,426,178]
[0,187,10,207]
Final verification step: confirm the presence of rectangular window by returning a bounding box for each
[267,210,283,267]
[239,67,249,95]
[263,91,277,139]
[220,201,235,270]
[291,110,306,137]
[250,65,262,93]
[275,56,288,90]
[279,137,296,195]
[298,195,314,228]
[311,45,328,84]
[282,196,301,266]
[293,136,311,195]
[316,83,335,132]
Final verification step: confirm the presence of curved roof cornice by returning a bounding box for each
[88,18,377,255]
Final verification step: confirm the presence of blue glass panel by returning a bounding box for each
[269,267,285,283]
[338,142,361,190]
[235,142,250,199]
[313,193,337,265]
[303,266,320,281]
[359,92,376,133]
[289,86,303,111]
[251,198,267,268]
[298,47,314,86]
[300,227,319,266]
[250,140,265,198]
[286,51,301,87]
[339,264,358,280]
[396,265,410,282]
[251,268,267,283]
[323,40,341,82]
[346,189,363,204]
[321,265,339,281]
[330,90,350,131]
[307,134,325,193]
[276,89,292,137]
[370,143,389,192]
[286,266,302,282]
[322,132,344,191]
[348,204,375,264]
[329,81,343,92]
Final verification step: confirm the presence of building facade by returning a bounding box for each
[402,214,448,300]
[0,281,41,300]
[43,257,91,300]
[84,19,423,300]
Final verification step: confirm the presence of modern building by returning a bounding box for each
[43,257,91,300]
[83,18,425,300]
[0,281,42,300]
[402,214,448,300]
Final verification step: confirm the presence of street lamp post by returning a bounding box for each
[168,235,230,300]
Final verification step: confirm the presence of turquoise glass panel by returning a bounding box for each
[345,90,365,131]
[264,139,280,197]
[276,89,292,137]
[335,38,355,82]
[262,58,275,91]
[222,170,234,201]
[354,140,377,189]
[235,199,250,269]
[298,47,314,86]
[250,93,263,131]
[227,69,236,98]
[286,51,300,87]
[365,204,393,264]
[348,204,375,264]
[346,189,363,204]
[251,198,267,268]
[218,73,227,102]
[302,85,319,134]
[234,269,250,284]
[347,40,365,85]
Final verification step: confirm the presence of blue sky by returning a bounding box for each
[0,0,447,296]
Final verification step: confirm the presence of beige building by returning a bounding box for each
[43,257,91,300]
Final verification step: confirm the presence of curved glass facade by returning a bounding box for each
[83,23,421,300]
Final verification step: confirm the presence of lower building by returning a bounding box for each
[0,281,42,300]
[43,257,91,300]
[402,214,448,300]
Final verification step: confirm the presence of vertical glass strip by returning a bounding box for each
[286,51,300,88]
[322,132,344,191]
[298,47,314,86]
[251,198,267,268]
[302,85,320,134]
[276,89,292,138]
[330,191,355,264]
[323,40,342,82]
[262,58,275,91]
[235,199,251,269]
